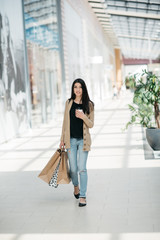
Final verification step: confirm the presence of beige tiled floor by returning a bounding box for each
[1,92,160,240]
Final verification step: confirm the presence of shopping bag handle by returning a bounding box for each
[57,148,66,154]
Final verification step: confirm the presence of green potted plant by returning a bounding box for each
[126,70,160,152]
[125,74,136,91]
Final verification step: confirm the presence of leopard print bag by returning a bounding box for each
[49,158,61,188]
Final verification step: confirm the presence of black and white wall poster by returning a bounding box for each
[0,0,28,143]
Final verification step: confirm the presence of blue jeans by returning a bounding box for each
[67,138,88,198]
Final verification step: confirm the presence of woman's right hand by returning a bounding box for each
[59,141,65,150]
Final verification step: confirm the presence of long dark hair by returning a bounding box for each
[69,78,94,114]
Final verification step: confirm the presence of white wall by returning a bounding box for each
[61,0,115,103]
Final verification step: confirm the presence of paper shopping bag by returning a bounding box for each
[57,150,71,184]
[38,149,61,183]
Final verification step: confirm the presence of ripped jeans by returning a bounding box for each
[67,138,88,198]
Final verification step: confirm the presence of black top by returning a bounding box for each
[70,101,83,139]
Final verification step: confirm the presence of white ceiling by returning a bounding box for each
[88,0,160,60]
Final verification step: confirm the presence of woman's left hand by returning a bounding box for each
[75,110,85,120]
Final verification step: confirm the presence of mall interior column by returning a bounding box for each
[115,48,122,90]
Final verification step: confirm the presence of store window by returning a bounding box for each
[24,0,62,125]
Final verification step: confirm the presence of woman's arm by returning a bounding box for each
[76,102,94,128]
[83,110,94,128]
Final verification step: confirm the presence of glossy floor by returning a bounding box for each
[0,91,160,240]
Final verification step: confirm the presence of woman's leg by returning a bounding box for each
[67,138,79,188]
[77,139,88,198]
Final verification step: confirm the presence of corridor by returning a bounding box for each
[1,92,160,240]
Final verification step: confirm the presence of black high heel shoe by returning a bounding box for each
[74,192,80,199]
[79,197,86,207]
[74,186,80,199]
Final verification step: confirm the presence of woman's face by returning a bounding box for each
[74,82,82,98]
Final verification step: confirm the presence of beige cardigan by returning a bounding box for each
[60,99,94,151]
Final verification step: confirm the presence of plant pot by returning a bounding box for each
[146,128,160,151]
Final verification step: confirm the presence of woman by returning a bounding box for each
[60,79,94,207]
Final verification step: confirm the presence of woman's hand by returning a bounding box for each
[60,141,65,149]
[75,109,85,120]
